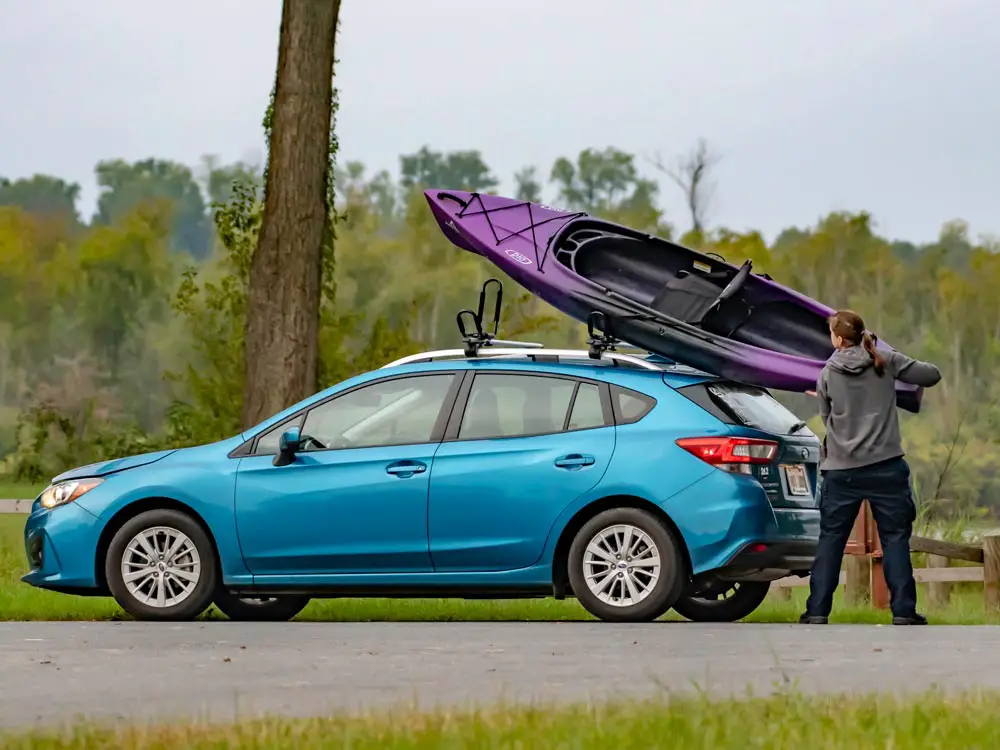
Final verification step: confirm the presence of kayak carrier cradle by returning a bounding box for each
[381,278,662,371]
[455,277,544,356]
[585,311,618,360]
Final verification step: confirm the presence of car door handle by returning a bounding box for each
[385,461,427,477]
[554,454,596,469]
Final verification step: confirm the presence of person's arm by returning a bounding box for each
[815,370,831,428]
[887,350,942,387]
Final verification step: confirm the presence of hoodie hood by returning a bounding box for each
[827,345,874,376]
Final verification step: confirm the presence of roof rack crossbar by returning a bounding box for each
[380,348,663,371]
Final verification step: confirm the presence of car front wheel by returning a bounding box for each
[567,507,685,623]
[213,590,311,621]
[105,509,218,621]
[672,580,771,622]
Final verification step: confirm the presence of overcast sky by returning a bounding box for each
[1,0,997,243]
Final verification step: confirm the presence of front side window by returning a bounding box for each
[295,373,456,451]
[255,415,304,456]
[459,373,606,440]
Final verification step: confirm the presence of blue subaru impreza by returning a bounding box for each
[22,340,819,623]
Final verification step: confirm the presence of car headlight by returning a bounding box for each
[39,478,104,510]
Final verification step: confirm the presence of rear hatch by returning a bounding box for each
[675,379,820,509]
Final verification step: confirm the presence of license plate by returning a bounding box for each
[782,464,811,496]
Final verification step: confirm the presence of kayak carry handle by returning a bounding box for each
[437,192,469,209]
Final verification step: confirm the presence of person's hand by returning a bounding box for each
[805,390,817,397]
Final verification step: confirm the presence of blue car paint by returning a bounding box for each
[427,424,617,571]
[22,355,820,598]
[52,448,178,483]
[234,444,439,575]
[22,502,103,590]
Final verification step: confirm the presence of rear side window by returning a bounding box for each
[611,385,656,425]
[698,382,809,436]
[458,374,609,440]
[567,383,604,430]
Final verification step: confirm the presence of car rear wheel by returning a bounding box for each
[672,580,771,622]
[105,509,218,622]
[568,507,685,623]
[213,590,311,622]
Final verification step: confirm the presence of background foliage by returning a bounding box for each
[1,143,996,520]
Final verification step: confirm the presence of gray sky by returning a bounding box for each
[1,0,997,243]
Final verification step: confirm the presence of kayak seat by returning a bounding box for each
[648,272,723,323]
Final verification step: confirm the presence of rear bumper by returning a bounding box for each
[708,540,817,583]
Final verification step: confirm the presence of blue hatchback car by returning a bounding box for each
[23,343,820,623]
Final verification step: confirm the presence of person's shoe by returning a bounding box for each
[798,613,828,624]
[891,613,928,626]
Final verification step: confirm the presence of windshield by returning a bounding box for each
[706,382,812,436]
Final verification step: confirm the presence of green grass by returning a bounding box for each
[3,514,999,623]
[4,691,1000,748]
[0,477,45,499]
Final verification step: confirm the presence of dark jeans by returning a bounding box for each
[805,457,918,618]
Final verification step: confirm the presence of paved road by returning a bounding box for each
[2,621,1000,728]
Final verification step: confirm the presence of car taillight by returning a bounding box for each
[675,437,778,474]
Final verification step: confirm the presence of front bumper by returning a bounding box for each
[21,502,104,593]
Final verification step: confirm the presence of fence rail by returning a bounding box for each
[0,499,32,514]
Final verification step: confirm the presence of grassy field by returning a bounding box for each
[0,478,44,499]
[3,691,1000,749]
[3,513,998,623]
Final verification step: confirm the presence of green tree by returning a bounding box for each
[0,174,81,224]
[550,147,668,235]
[94,158,211,259]
[399,146,498,192]
[513,166,543,202]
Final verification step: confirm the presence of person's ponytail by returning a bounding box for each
[862,331,885,377]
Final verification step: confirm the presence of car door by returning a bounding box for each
[234,371,460,577]
[428,371,617,572]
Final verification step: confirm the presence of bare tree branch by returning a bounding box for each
[648,138,720,235]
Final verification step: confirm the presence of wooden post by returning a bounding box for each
[869,504,890,610]
[844,555,870,605]
[984,533,1000,612]
[927,554,951,609]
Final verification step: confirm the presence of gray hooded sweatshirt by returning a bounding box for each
[816,346,941,471]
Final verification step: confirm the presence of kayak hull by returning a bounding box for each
[424,189,923,413]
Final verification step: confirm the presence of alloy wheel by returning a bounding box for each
[120,525,202,609]
[582,523,661,607]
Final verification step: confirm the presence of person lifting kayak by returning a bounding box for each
[801,310,941,625]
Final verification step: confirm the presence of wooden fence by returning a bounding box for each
[773,500,1000,611]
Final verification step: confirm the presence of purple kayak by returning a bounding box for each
[424,189,923,413]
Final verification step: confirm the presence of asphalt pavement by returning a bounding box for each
[2,621,1000,729]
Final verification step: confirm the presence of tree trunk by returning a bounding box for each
[242,0,341,429]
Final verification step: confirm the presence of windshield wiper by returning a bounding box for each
[788,420,809,434]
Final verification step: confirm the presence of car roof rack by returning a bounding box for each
[380,347,664,371]
[381,278,666,372]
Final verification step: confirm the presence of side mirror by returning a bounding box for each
[273,426,302,467]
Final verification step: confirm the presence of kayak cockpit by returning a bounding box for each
[553,223,832,359]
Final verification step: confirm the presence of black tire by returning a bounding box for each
[567,507,686,623]
[213,590,310,622]
[105,508,218,622]
[672,580,771,622]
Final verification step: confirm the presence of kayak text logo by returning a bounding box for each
[504,249,533,265]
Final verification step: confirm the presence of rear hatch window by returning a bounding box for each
[678,380,819,508]
[705,382,812,437]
